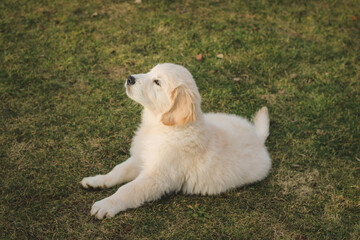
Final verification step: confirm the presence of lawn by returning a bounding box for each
[1,0,359,239]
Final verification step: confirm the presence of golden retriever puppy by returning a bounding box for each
[81,63,271,219]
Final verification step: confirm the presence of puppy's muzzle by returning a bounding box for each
[127,75,136,86]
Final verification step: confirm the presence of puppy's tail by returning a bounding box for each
[253,107,270,144]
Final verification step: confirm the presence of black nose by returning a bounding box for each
[127,75,136,85]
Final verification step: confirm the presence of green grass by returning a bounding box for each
[1,0,359,239]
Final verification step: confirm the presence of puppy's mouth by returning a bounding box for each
[125,82,132,96]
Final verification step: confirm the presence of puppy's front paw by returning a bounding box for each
[91,198,122,219]
[81,175,107,189]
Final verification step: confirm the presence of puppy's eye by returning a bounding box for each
[153,79,160,86]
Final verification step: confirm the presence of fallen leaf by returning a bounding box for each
[196,53,203,61]
[351,16,358,21]
[233,77,241,81]
[216,53,224,59]
[91,12,98,17]
[135,0,142,3]
[278,90,286,94]
[291,164,301,168]
[290,73,298,79]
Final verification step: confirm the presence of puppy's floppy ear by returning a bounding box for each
[161,86,196,126]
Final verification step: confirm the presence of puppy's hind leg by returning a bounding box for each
[81,157,141,189]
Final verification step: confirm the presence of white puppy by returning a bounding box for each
[81,63,271,219]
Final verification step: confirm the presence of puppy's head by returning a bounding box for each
[125,63,201,126]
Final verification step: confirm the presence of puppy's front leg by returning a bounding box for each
[90,172,171,219]
[81,157,141,189]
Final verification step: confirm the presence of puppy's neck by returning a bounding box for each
[141,108,203,130]
[141,108,159,126]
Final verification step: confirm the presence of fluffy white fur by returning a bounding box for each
[81,63,271,219]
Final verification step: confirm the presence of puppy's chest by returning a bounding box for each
[131,126,202,162]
